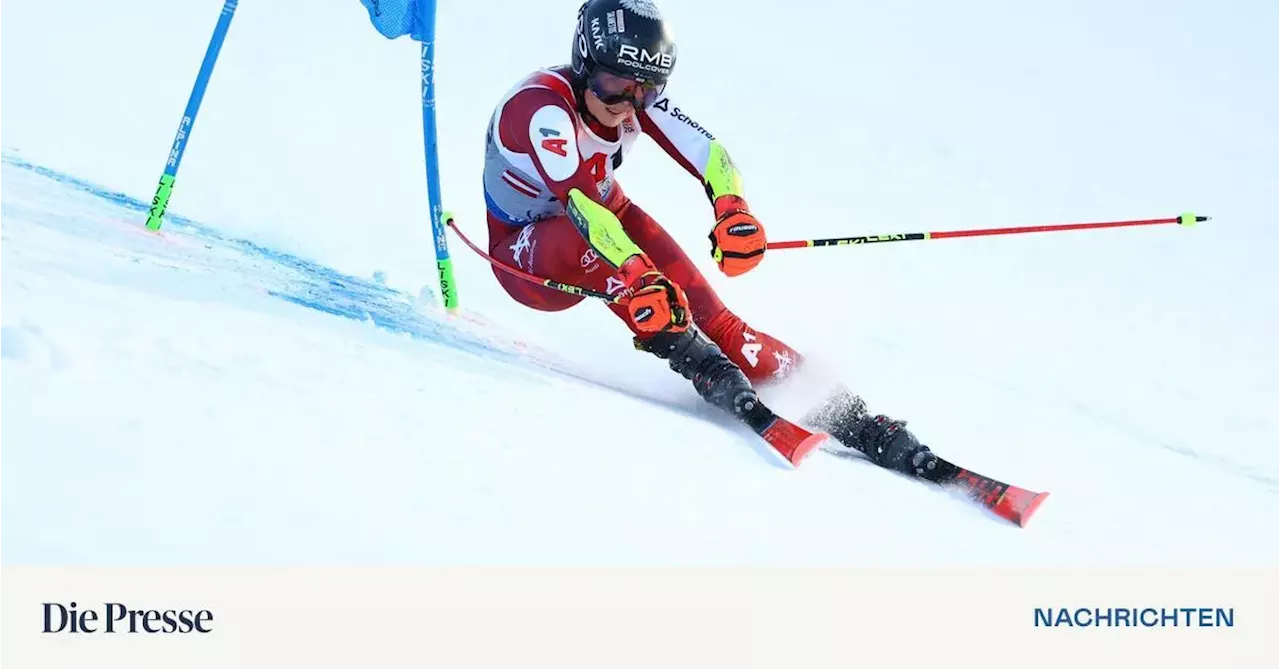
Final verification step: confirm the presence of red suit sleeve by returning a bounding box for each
[639,95,716,185]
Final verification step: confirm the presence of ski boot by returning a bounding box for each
[636,327,776,434]
[804,389,939,477]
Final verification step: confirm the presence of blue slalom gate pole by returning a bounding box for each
[146,0,238,231]
[416,2,458,310]
[359,0,458,311]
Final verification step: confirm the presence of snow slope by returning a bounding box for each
[3,0,1277,565]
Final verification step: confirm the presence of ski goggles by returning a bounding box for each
[587,68,666,110]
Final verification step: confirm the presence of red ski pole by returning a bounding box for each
[766,212,1207,250]
[445,213,623,304]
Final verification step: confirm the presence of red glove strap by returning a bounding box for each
[618,254,659,290]
[714,194,750,220]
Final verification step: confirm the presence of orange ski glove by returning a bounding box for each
[709,194,766,277]
[618,255,690,335]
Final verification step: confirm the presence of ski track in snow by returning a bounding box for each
[869,335,1280,493]
[2,155,1276,566]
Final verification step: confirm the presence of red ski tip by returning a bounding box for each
[787,432,829,467]
[760,418,829,468]
[993,487,1050,527]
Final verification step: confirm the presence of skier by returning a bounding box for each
[480,0,936,475]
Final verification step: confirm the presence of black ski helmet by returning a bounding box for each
[571,0,677,87]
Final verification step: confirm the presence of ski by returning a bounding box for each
[759,415,830,467]
[453,318,1039,520]
[801,389,1049,527]
[766,414,1046,525]
[736,398,831,467]
[913,457,1049,527]
[821,446,1049,526]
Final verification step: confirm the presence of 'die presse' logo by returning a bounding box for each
[43,601,214,634]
